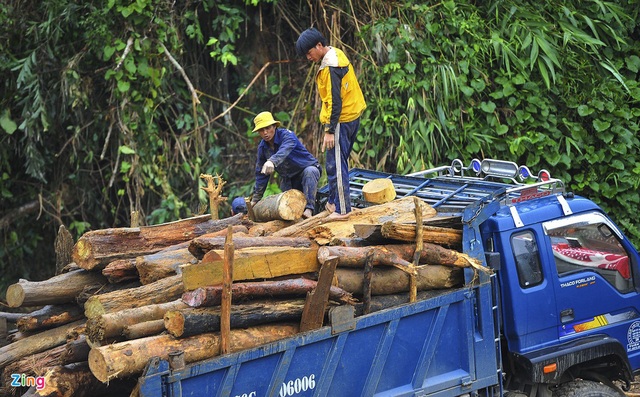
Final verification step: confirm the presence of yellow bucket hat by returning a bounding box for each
[252,111,281,132]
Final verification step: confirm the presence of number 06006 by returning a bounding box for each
[279,374,316,397]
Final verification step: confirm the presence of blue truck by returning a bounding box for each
[138,158,639,397]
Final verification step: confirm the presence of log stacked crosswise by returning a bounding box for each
[0,195,481,397]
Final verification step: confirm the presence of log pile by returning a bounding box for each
[0,195,481,397]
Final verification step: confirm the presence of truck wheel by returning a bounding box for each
[554,380,624,397]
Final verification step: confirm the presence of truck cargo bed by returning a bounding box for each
[138,281,499,397]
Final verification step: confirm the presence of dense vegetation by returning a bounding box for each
[1,0,639,295]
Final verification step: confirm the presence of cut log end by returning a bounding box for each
[5,284,25,308]
[88,348,110,383]
[362,178,397,204]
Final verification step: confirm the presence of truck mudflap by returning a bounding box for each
[510,335,632,384]
[137,284,499,397]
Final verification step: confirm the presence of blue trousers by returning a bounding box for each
[325,118,361,214]
[280,164,321,212]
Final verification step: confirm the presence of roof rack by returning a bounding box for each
[316,159,565,216]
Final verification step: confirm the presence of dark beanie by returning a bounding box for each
[295,28,326,56]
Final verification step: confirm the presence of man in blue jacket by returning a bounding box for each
[250,111,321,219]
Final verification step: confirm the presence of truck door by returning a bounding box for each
[542,211,640,369]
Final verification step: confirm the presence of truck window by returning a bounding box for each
[544,213,633,293]
[511,231,543,288]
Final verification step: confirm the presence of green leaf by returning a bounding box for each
[480,101,496,113]
[103,46,116,61]
[119,145,136,155]
[0,110,17,134]
[117,80,130,92]
[593,119,611,132]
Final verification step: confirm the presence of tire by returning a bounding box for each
[554,380,624,397]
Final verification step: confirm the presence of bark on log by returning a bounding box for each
[182,278,355,308]
[122,319,165,340]
[164,300,306,338]
[101,259,138,283]
[72,213,249,271]
[0,320,85,368]
[85,299,187,343]
[273,196,437,244]
[334,265,463,296]
[252,190,306,222]
[362,178,396,204]
[6,270,107,308]
[248,220,292,236]
[0,312,26,323]
[181,246,319,290]
[135,248,197,285]
[317,245,416,275]
[75,280,141,306]
[32,362,127,397]
[381,221,462,247]
[84,275,184,318]
[16,304,84,333]
[88,323,299,382]
[318,244,479,269]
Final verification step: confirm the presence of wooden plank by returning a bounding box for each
[181,246,320,290]
[300,256,338,332]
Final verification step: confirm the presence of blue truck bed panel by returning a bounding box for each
[138,283,499,397]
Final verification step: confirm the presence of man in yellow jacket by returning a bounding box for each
[296,27,366,221]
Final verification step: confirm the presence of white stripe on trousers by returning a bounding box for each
[334,123,347,214]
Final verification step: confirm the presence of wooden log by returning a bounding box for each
[75,280,141,306]
[318,244,479,269]
[122,319,165,340]
[5,270,107,308]
[334,265,463,296]
[252,189,306,222]
[300,257,338,332]
[54,225,74,276]
[32,362,124,397]
[164,299,306,338]
[220,227,234,354]
[188,236,315,260]
[135,247,197,285]
[362,252,374,314]
[16,304,84,333]
[84,275,184,318]
[248,220,292,236]
[0,320,84,368]
[410,197,424,302]
[362,178,396,204]
[273,196,437,244]
[101,259,138,283]
[61,335,90,364]
[381,221,462,247]
[88,323,299,382]
[181,246,319,290]
[317,245,416,275]
[85,299,187,343]
[0,311,26,323]
[72,213,249,271]
[181,278,355,308]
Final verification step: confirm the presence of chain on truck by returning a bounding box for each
[138,158,640,397]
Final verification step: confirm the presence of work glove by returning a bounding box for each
[261,160,275,175]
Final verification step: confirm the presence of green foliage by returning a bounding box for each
[1,0,639,295]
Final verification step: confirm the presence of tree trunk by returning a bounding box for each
[0,320,85,368]
[134,248,197,285]
[16,304,84,333]
[32,362,130,397]
[317,245,415,274]
[380,221,462,247]
[181,246,319,290]
[88,323,299,382]
[122,319,165,340]
[101,259,138,283]
[5,270,107,308]
[334,265,463,296]
[164,299,306,338]
[85,299,187,343]
[84,275,184,318]
[75,280,141,306]
[188,236,315,260]
[252,190,306,222]
[72,213,249,270]
[181,278,355,308]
